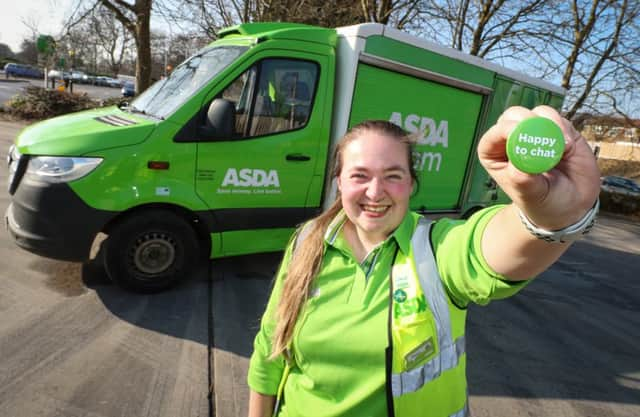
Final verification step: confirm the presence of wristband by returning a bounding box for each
[517,199,599,243]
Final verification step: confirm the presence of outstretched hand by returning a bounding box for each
[477,105,600,230]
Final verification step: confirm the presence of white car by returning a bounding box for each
[47,69,70,80]
[70,71,86,82]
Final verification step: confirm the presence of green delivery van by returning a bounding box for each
[6,22,565,292]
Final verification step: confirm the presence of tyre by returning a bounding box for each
[104,210,199,293]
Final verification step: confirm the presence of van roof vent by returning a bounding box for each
[95,115,139,127]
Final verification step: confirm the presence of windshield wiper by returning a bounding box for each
[128,106,164,120]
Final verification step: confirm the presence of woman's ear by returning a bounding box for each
[336,176,342,193]
[410,177,419,197]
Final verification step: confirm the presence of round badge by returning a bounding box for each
[393,289,407,303]
[506,117,565,174]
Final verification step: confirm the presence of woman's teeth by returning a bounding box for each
[362,205,388,213]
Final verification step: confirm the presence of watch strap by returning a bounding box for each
[518,198,599,243]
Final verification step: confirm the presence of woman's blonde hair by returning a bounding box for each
[270,120,417,359]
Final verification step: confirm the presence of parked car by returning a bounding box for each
[121,81,135,97]
[47,69,71,80]
[106,77,123,88]
[81,74,96,84]
[94,76,111,86]
[601,175,640,196]
[4,63,43,79]
[70,71,86,82]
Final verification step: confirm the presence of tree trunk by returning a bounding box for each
[135,1,152,91]
[99,0,153,92]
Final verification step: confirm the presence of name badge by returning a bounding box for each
[404,337,435,370]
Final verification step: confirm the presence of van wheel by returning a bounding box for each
[104,210,199,293]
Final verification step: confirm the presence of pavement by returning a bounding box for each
[1,117,639,417]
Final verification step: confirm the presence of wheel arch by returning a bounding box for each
[101,203,212,259]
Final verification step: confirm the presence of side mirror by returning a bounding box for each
[199,98,235,139]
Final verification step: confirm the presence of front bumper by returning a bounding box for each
[5,179,116,262]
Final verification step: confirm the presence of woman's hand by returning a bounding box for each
[478,105,601,230]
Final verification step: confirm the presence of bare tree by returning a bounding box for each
[15,39,39,65]
[0,43,14,59]
[418,0,551,58]
[164,0,429,43]
[415,0,640,119]
[89,7,133,77]
[98,0,152,90]
[18,16,41,64]
[360,0,423,28]
[553,0,640,119]
[67,0,153,91]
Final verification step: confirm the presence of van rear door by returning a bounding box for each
[348,57,489,212]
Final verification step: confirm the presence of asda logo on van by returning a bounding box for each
[390,112,448,147]
[390,112,448,172]
[218,168,281,195]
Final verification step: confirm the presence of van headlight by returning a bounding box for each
[25,156,103,183]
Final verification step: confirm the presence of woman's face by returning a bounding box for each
[337,131,414,244]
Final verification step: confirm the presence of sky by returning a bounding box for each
[0,0,75,53]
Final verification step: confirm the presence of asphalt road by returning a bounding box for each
[0,119,639,417]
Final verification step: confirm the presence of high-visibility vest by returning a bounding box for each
[387,217,468,417]
[275,218,468,417]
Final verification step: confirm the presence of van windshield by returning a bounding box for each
[129,45,248,119]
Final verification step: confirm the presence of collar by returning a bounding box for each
[324,210,417,255]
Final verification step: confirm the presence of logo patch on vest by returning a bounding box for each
[393,289,407,303]
[393,294,427,318]
[404,337,435,370]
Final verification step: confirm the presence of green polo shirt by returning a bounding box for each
[248,205,529,417]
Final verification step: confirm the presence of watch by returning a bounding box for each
[517,199,599,243]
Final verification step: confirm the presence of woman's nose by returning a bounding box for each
[365,177,385,200]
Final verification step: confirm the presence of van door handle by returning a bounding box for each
[286,153,311,162]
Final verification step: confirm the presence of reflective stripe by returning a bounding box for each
[391,218,466,397]
[449,401,469,417]
[391,335,465,396]
[412,218,454,354]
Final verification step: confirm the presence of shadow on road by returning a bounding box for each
[209,252,281,358]
[28,243,211,347]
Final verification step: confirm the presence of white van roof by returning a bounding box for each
[336,23,565,96]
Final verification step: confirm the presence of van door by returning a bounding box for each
[348,62,487,212]
[194,55,326,235]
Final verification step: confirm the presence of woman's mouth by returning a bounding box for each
[361,204,390,214]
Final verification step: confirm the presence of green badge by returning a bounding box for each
[506,117,565,174]
[393,289,407,303]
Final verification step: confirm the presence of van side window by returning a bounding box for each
[220,59,318,138]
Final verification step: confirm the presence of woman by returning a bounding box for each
[247,106,601,417]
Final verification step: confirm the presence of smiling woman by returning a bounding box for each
[247,106,601,417]
[336,122,416,258]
